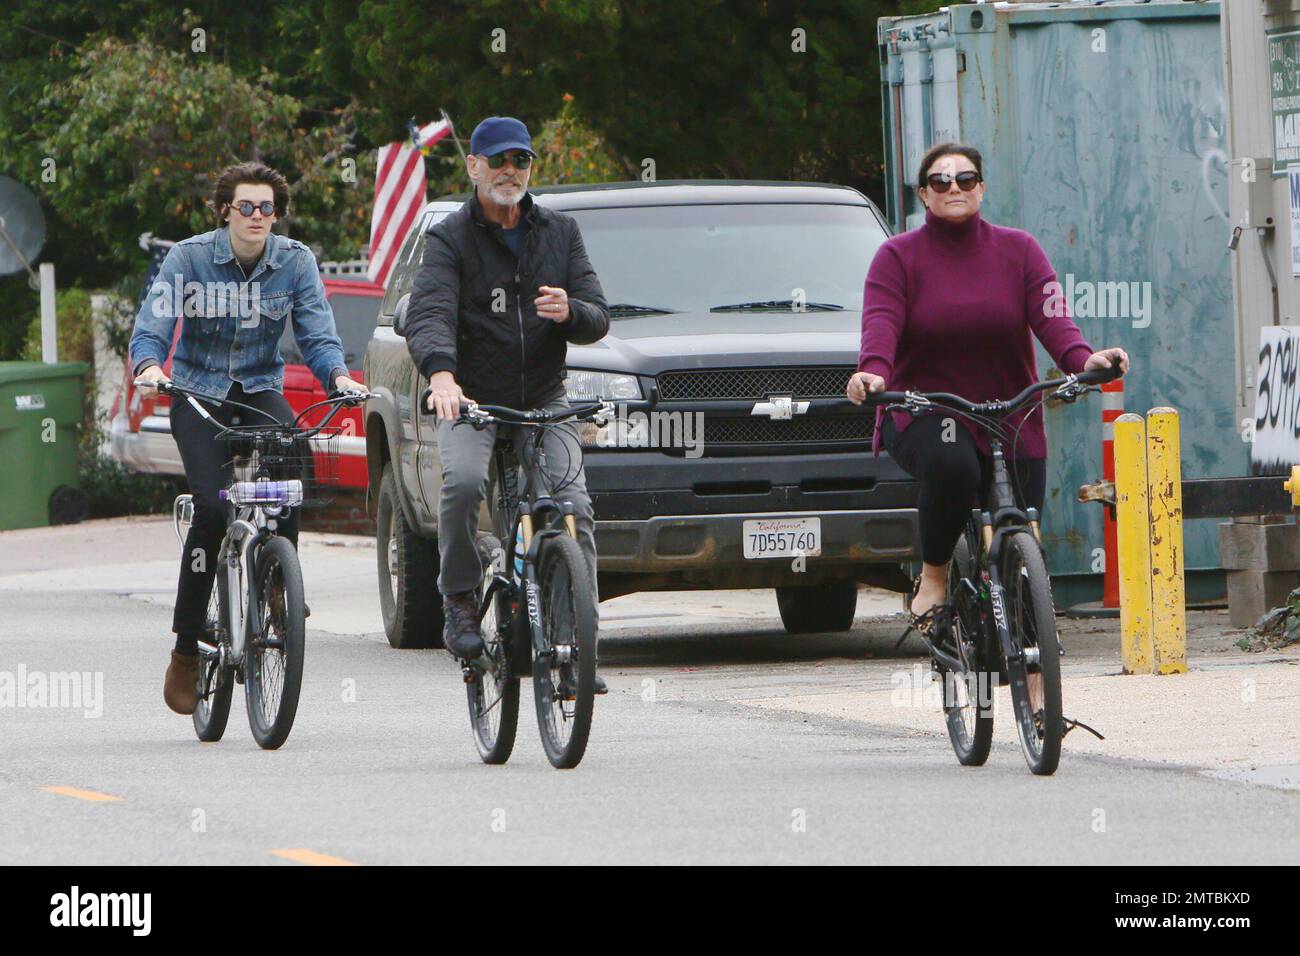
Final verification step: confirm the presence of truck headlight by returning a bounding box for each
[565,370,641,402]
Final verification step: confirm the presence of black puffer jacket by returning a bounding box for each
[404,190,609,408]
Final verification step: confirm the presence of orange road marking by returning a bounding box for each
[269,848,358,866]
[42,785,123,803]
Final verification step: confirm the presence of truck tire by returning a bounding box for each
[376,462,443,649]
[776,582,858,634]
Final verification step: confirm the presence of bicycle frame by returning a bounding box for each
[477,436,582,679]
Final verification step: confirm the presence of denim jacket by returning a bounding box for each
[129,227,347,401]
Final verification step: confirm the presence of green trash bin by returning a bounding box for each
[0,361,91,531]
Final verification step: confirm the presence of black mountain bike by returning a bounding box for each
[424,393,613,770]
[864,366,1121,775]
[147,379,371,749]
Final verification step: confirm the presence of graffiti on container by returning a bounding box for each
[1251,326,1300,475]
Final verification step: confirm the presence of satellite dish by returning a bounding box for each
[0,176,47,287]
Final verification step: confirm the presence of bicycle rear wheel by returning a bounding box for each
[1001,532,1062,776]
[942,528,994,766]
[532,534,597,769]
[467,535,520,764]
[193,570,234,742]
[245,536,306,750]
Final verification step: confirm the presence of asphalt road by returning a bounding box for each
[3,571,1298,864]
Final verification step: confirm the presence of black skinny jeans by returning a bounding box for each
[170,383,299,638]
[882,413,1046,566]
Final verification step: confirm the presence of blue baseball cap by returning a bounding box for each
[469,116,535,157]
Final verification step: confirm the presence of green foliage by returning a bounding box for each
[78,416,185,518]
[21,286,95,363]
[39,37,302,270]
[530,95,630,186]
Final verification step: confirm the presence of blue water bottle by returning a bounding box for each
[514,523,526,578]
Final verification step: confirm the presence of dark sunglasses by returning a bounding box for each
[484,151,533,169]
[926,171,982,193]
[231,200,277,217]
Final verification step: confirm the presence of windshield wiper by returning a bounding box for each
[607,303,678,316]
[709,299,844,312]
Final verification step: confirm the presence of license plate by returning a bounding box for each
[742,517,822,559]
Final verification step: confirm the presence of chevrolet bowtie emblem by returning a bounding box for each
[751,394,809,420]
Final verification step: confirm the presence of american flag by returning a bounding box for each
[366,117,452,288]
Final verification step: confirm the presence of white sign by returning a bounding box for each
[1252,326,1300,475]
[1291,165,1300,277]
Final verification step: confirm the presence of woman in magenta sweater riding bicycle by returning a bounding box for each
[847,142,1130,630]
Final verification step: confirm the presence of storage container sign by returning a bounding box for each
[1270,27,1300,174]
[15,393,45,411]
[1252,326,1300,475]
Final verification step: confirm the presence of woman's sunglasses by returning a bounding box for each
[926,171,982,193]
[484,151,533,169]
[231,200,277,217]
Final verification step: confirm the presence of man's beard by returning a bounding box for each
[485,179,524,206]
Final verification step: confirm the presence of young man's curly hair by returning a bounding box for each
[209,161,291,227]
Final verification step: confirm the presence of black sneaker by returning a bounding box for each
[442,591,485,659]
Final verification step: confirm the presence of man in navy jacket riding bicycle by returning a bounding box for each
[403,116,610,661]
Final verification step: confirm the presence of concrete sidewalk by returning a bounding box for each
[736,609,1300,784]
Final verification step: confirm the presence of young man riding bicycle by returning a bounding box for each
[403,116,610,672]
[130,161,363,716]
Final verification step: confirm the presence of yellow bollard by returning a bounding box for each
[1113,413,1154,674]
[1146,407,1188,674]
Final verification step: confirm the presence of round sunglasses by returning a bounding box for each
[926,171,982,193]
[230,200,277,217]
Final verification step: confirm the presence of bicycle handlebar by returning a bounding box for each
[454,398,613,427]
[862,365,1123,416]
[135,379,373,439]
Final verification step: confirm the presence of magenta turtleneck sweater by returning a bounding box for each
[858,208,1093,459]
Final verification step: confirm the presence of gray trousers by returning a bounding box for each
[435,398,599,619]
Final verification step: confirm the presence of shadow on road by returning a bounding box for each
[597,618,930,668]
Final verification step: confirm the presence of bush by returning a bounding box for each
[77,415,184,519]
[21,287,95,365]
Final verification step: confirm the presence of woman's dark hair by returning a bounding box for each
[915,142,983,190]
[210,161,291,225]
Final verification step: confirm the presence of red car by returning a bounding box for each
[110,274,380,489]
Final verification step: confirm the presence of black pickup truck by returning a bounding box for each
[364,180,919,649]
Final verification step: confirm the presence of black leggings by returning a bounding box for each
[169,383,300,640]
[882,414,1046,566]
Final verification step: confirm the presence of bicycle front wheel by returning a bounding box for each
[468,535,520,764]
[943,529,994,766]
[193,569,234,742]
[532,534,597,769]
[244,536,306,750]
[1001,532,1062,776]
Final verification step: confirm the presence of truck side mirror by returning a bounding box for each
[393,293,412,337]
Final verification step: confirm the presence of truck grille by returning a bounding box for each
[655,365,869,450]
[703,415,871,446]
[657,366,854,401]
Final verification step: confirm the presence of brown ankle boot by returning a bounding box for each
[164,651,200,715]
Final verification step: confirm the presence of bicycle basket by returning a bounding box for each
[220,424,343,510]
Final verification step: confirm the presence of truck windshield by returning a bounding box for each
[567,202,887,316]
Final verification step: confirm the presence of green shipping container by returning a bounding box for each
[878,0,1233,605]
[0,361,90,531]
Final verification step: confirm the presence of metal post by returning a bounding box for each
[1146,408,1188,674]
[40,262,56,364]
[1114,413,1153,674]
